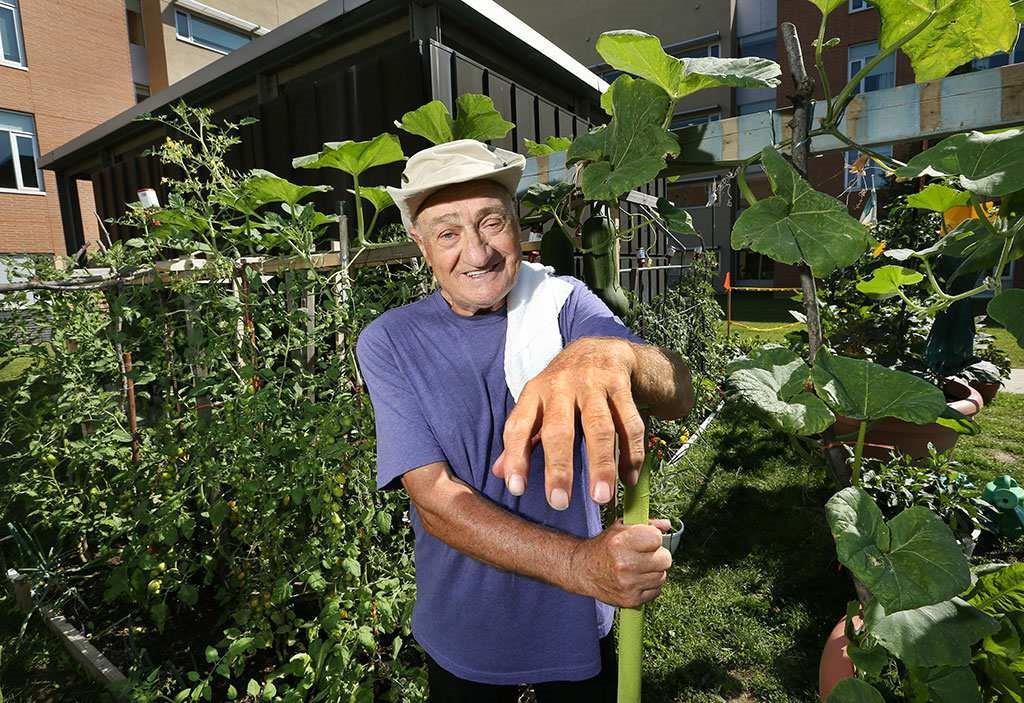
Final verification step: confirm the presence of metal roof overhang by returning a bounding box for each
[40,0,606,175]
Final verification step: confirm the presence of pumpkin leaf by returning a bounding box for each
[811,348,948,424]
[827,488,972,613]
[452,94,514,143]
[566,126,608,164]
[243,170,331,207]
[292,134,405,178]
[724,347,835,436]
[732,147,872,275]
[395,101,453,144]
[873,0,1018,82]
[906,183,971,213]
[895,129,1024,197]
[577,75,680,201]
[869,597,1000,667]
[856,265,924,299]
[907,665,984,703]
[656,197,697,234]
[524,136,573,157]
[988,289,1024,348]
[595,31,781,103]
[349,186,394,213]
[826,677,885,703]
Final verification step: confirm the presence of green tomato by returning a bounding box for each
[147,579,162,595]
[43,453,57,467]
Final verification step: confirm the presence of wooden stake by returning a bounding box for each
[123,352,139,466]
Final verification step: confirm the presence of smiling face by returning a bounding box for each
[410,180,521,316]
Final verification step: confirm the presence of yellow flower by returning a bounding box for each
[871,240,887,258]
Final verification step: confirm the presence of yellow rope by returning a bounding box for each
[727,286,801,293]
[730,321,804,333]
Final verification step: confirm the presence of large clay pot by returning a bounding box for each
[970,379,1001,406]
[819,614,861,701]
[830,378,983,461]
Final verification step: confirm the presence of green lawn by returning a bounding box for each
[642,394,1024,703]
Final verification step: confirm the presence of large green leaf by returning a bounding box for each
[243,170,331,206]
[656,197,697,234]
[811,349,948,424]
[895,129,1024,197]
[907,665,984,703]
[1014,0,1024,21]
[524,136,572,157]
[906,183,971,213]
[395,95,514,145]
[395,101,454,145]
[967,563,1024,616]
[350,186,394,213]
[292,134,405,178]
[826,677,885,703]
[988,289,1024,348]
[577,76,680,201]
[566,126,607,164]
[595,31,780,103]
[873,0,1018,82]
[869,598,1000,667]
[725,347,835,436]
[731,147,872,275]
[826,488,972,612]
[452,94,514,143]
[856,265,924,299]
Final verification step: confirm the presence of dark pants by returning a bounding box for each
[426,635,617,703]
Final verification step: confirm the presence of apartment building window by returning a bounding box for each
[175,9,250,54]
[674,43,720,60]
[0,109,42,193]
[849,0,871,13]
[738,99,776,115]
[972,25,1024,71]
[126,0,145,46]
[845,146,893,190]
[849,41,895,94]
[135,83,150,104]
[0,0,26,68]
[739,29,777,63]
[670,111,720,130]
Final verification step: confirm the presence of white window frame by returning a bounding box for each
[848,0,871,13]
[0,0,27,70]
[844,146,892,190]
[174,9,250,55]
[848,41,895,94]
[0,113,44,195]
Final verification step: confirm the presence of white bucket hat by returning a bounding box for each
[387,139,526,233]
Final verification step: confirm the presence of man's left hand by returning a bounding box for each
[491,337,647,510]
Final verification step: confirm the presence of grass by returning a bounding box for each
[986,327,1024,368]
[642,394,1024,703]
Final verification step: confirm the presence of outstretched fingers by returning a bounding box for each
[493,392,542,496]
[580,394,617,505]
[609,386,646,486]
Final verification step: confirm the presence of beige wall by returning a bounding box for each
[498,0,735,116]
[0,0,135,255]
[145,0,323,90]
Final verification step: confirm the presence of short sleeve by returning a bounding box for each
[356,322,448,491]
[560,277,646,346]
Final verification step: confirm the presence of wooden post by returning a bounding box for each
[123,352,139,466]
[726,285,733,338]
[781,22,824,363]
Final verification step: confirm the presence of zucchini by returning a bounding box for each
[540,224,575,277]
[581,214,631,318]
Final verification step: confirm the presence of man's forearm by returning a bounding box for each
[404,463,584,593]
[627,342,694,420]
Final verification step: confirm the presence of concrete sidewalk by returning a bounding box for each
[1005,369,1024,394]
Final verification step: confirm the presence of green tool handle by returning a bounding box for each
[617,449,653,703]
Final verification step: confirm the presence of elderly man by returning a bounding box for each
[356,140,693,702]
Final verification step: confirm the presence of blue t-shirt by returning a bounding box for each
[355,275,643,685]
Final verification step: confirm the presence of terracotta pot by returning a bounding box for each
[830,378,983,461]
[819,614,861,701]
[970,379,1001,405]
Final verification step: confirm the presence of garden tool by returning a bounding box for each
[982,475,1024,539]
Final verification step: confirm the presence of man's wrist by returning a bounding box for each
[563,534,590,597]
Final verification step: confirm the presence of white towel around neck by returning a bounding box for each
[504,261,574,401]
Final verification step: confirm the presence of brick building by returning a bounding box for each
[0,0,135,268]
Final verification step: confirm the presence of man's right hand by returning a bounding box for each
[568,519,673,608]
